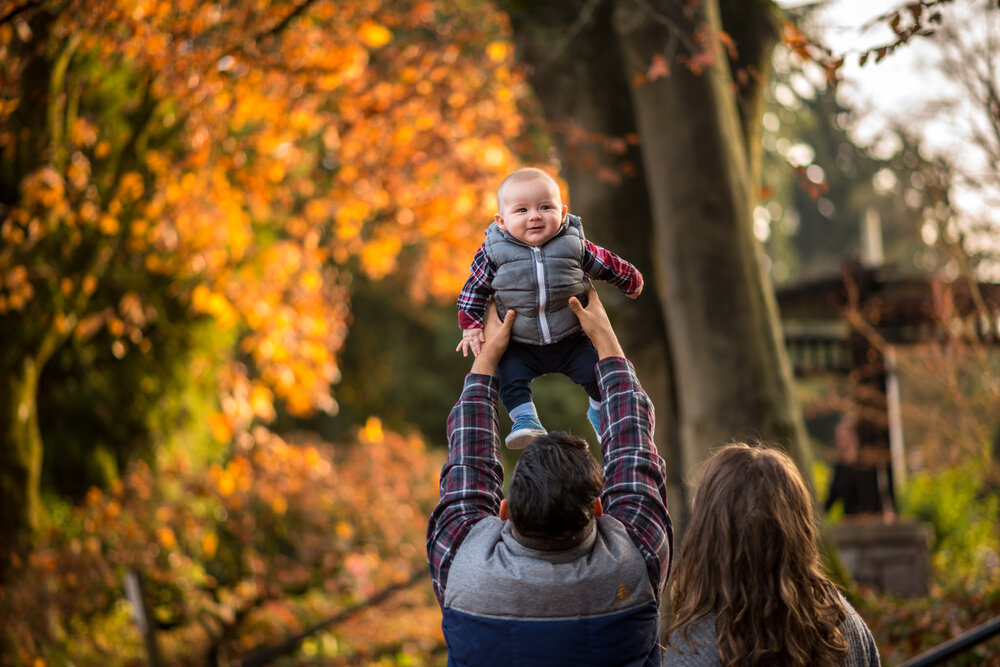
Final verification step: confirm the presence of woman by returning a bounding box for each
[663,443,880,666]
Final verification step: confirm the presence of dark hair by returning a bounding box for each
[668,443,848,666]
[507,432,603,544]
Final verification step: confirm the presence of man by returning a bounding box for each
[427,286,672,666]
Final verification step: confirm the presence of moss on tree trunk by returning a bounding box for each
[0,355,44,577]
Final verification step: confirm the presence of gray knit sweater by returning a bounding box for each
[662,595,880,666]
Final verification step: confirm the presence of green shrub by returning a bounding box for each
[901,464,1000,588]
[858,461,1000,665]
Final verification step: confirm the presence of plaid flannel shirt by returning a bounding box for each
[426,356,672,606]
[457,239,644,330]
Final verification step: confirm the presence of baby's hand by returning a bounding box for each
[456,327,485,357]
[627,279,643,300]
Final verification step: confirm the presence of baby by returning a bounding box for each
[457,167,643,448]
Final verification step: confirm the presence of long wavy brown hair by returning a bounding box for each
[667,443,848,666]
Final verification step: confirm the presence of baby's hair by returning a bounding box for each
[496,167,560,210]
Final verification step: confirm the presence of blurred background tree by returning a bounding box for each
[757,46,954,284]
[501,0,817,528]
[2,0,999,663]
[0,0,523,563]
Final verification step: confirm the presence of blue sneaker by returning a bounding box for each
[587,405,602,440]
[506,414,546,450]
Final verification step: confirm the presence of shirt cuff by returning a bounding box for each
[462,372,500,401]
[459,312,484,330]
[628,274,644,296]
[596,356,638,395]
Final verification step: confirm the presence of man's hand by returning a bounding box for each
[470,304,515,375]
[456,327,485,358]
[569,286,624,360]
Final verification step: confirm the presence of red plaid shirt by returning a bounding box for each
[426,357,672,605]
[457,239,644,330]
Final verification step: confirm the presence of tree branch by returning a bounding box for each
[546,0,605,64]
[0,0,43,27]
[626,0,699,59]
[254,0,318,42]
[238,568,428,667]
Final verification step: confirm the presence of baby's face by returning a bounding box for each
[495,177,567,247]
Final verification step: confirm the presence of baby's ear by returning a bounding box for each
[494,212,506,229]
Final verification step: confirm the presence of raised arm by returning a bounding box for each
[581,240,643,298]
[456,244,497,357]
[456,244,495,330]
[427,305,515,604]
[569,288,671,595]
[568,286,624,360]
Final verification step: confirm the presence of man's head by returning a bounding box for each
[494,167,567,247]
[502,432,604,550]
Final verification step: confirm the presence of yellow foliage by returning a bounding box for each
[190,284,238,328]
[67,153,91,189]
[21,167,66,209]
[486,41,509,64]
[201,531,218,559]
[217,469,237,497]
[98,215,119,235]
[335,521,354,540]
[118,171,145,200]
[78,200,99,222]
[5,422,449,661]
[358,20,393,48]
[360,416,384,444]
[360,234,401,279]
[266,162,285,183]
[208,411,233,444]
[248,382,276,421]
[156,526,177,549]
[70,118,99,147]
[3,0,525,452]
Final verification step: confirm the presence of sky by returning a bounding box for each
[776,0,1000,262]
[782,0,965,147]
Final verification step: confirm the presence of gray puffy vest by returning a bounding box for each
[485,214,588,345]
[441,516,661,666]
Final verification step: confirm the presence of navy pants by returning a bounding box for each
[498,331,601,413]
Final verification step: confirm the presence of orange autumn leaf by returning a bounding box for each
[358,19,393,48]
[1,6,524,565]
[3,424,448,662]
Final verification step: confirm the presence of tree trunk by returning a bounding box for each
[612,0,812,486]
[506,0,813,509]
[505,0,686,521]
[0,354,45,575]
[719,0,782,181]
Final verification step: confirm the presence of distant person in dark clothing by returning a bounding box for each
[824,414,889,519]
[825,414,866,515]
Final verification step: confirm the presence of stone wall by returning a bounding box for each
[830,520,932,596]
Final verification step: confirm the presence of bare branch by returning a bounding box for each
[627,0,699,58]
[0,0,43,27]
[254,0,318,42]
[856,0,956,66]
[238,568,427,666]
[547,0,605,63]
